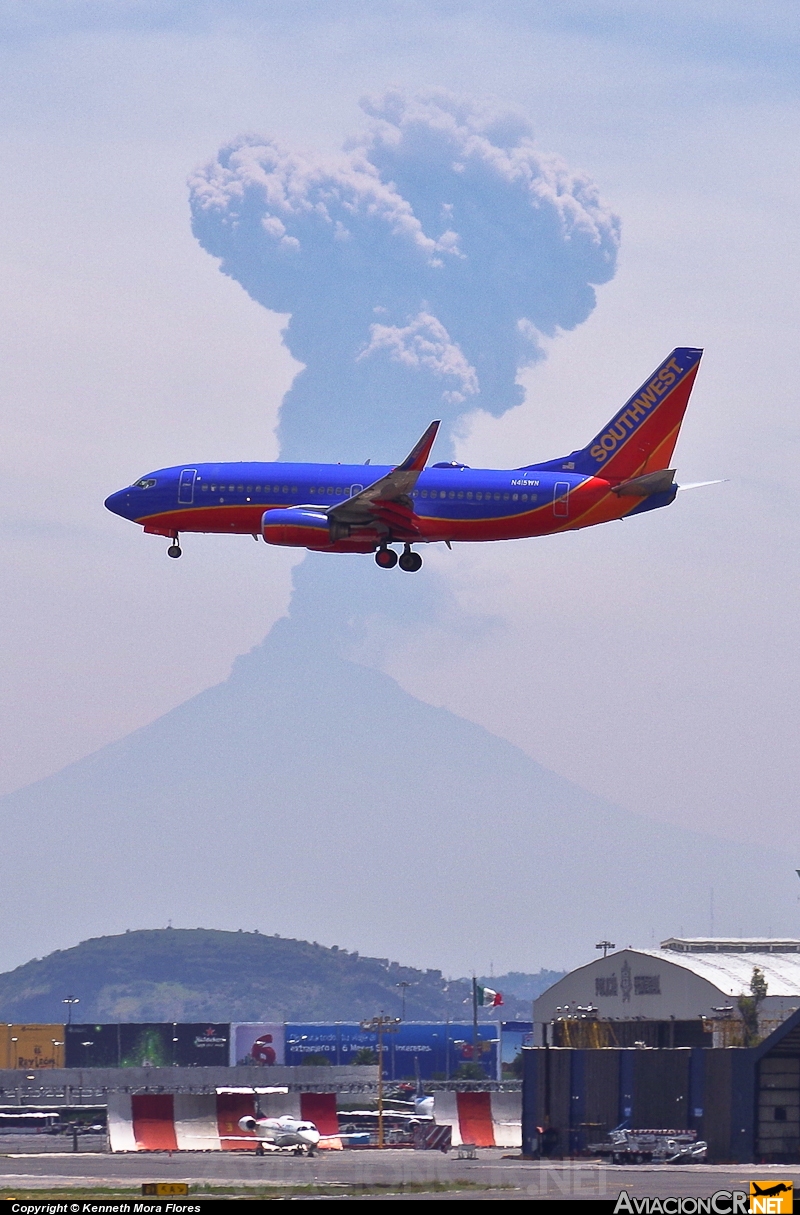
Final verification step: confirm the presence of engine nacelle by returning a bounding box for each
[262,508,333,547]
[238,1116,257,1132]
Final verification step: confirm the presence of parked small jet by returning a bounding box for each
[105,348,705,571]
[236,1112,325,1156]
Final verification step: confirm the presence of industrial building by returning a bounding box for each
[533,939,800,1046]
[522,1001,800,1162]
[522,938,800,1162]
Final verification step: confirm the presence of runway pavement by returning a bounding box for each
[2,1149,800,1201]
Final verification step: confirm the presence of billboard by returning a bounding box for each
[230,1023,285,1068]
[65,1023,120,1068]
[284,1023,500,1080]
[173,1024,229,1067]
[2,1025,64,1069]
[64,1024,230,1068]
[499,1021,533,1078]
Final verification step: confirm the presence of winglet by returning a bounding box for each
[398,420,440,473]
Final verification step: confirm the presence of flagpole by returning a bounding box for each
[472,976,479,1075]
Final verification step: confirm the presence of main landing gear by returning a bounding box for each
[167,533,182,559]
[375,544,422,572]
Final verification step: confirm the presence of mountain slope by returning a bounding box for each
[0,928,472,1023]
[0,559,792,976]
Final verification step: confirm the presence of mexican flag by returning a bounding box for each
[476,984,503,1007]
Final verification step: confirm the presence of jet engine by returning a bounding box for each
[261,508,333,547]
[238,1115,258,1132]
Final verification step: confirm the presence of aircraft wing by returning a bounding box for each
[326,420,440,538]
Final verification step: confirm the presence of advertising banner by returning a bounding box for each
[230,1023,285,1067]
[173,1024,229,1067]
[65,1023,120,1068]
[284,1022,499,1080]
[3,1025,65,1069]
[499,1021,533,1078]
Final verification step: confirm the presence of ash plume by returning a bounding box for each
[189,90,620,462]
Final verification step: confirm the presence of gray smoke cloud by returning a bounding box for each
[189,90,620,462]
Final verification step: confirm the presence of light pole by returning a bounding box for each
[62,997,80,1025]
[359,1014,400,1148]
[10,1036,18,1069]
[81,1041,94,1068]
[51,1039,64,1069]
[396,982,411,1020]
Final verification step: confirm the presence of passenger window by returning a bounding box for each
[503,493,509,500]
[448,491,455,499]
[467,492,473,499]
[228,484,235,492]
[256,485,262,492]
[521,494,528,501]
[310,486,316,494]
[237,485,244,492]
[457,491,463,499]
[282,485,288,493]
[421,490,427,498]
[211,485,217,492]
[335,487,342,495]
[512,493,518,501]
[476,492,482,501]
[494,493,500,501]
[291,486,297,493]
[246,486,252,493]
[202,485,208,492]
[440,491,446,499]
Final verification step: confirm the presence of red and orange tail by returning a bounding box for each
[528,348,703,482]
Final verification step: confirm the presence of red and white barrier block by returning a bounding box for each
[107,1089,340,1152]
[432,1091,521,1148]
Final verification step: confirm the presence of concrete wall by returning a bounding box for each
[0,1065,378,1102]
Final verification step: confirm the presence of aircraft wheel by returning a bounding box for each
[399,550,422,572]
[255,1143,264,1157]
[167,544,182,559]
[375,547,398,569]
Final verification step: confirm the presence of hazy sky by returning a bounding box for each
[2,2,800,942]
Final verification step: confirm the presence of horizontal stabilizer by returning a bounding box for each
[677,479,727,492]
[613,469,676,496]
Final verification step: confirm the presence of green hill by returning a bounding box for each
[0,929,555,1024]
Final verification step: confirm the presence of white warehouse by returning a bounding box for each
[533,939,800,1045]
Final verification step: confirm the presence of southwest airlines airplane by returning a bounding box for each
[105,348,703,571]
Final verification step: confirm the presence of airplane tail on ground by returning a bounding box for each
[525,348,703,482]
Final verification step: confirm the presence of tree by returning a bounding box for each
[351,1048,378,1065]
[737,966,768,1046]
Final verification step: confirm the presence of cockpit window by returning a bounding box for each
[132,478,157,489]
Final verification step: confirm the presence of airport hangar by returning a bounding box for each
[533,938,800,1046]
[523,939,800,1162]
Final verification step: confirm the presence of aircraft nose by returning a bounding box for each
[104,489,131,518]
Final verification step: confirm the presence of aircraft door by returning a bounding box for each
[553,481,570,517]
[178,468,197,505]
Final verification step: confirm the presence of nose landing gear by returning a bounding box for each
[167,533,182,559]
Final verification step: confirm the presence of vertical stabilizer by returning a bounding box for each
[523,348,703,480]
